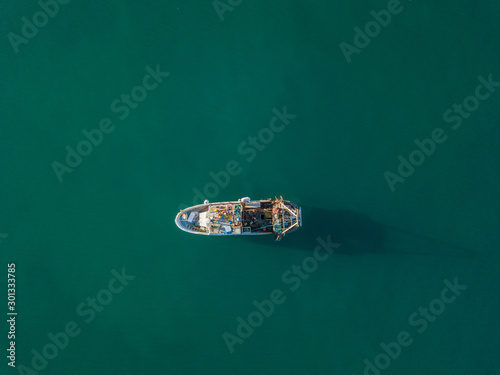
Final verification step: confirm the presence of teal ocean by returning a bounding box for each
[1,1,499,374]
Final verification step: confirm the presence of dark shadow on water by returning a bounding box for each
[242,206,476,259]
[242,206,385,254]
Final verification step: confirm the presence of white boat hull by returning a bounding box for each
[175,197,301,240]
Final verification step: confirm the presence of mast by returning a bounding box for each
[273,196,300,241]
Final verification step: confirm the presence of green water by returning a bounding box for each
[1,1,499,374]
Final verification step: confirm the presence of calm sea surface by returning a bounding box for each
[1,1,499,374]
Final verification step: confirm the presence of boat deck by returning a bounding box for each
[175,197,301,240]
[205,203,244,235]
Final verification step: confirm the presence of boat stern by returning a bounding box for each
[272,197,302,241]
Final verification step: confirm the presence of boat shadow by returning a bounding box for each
[243,206,385,254]
[242,206,477,260]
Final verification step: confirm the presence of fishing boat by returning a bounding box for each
[175,197,302,241]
